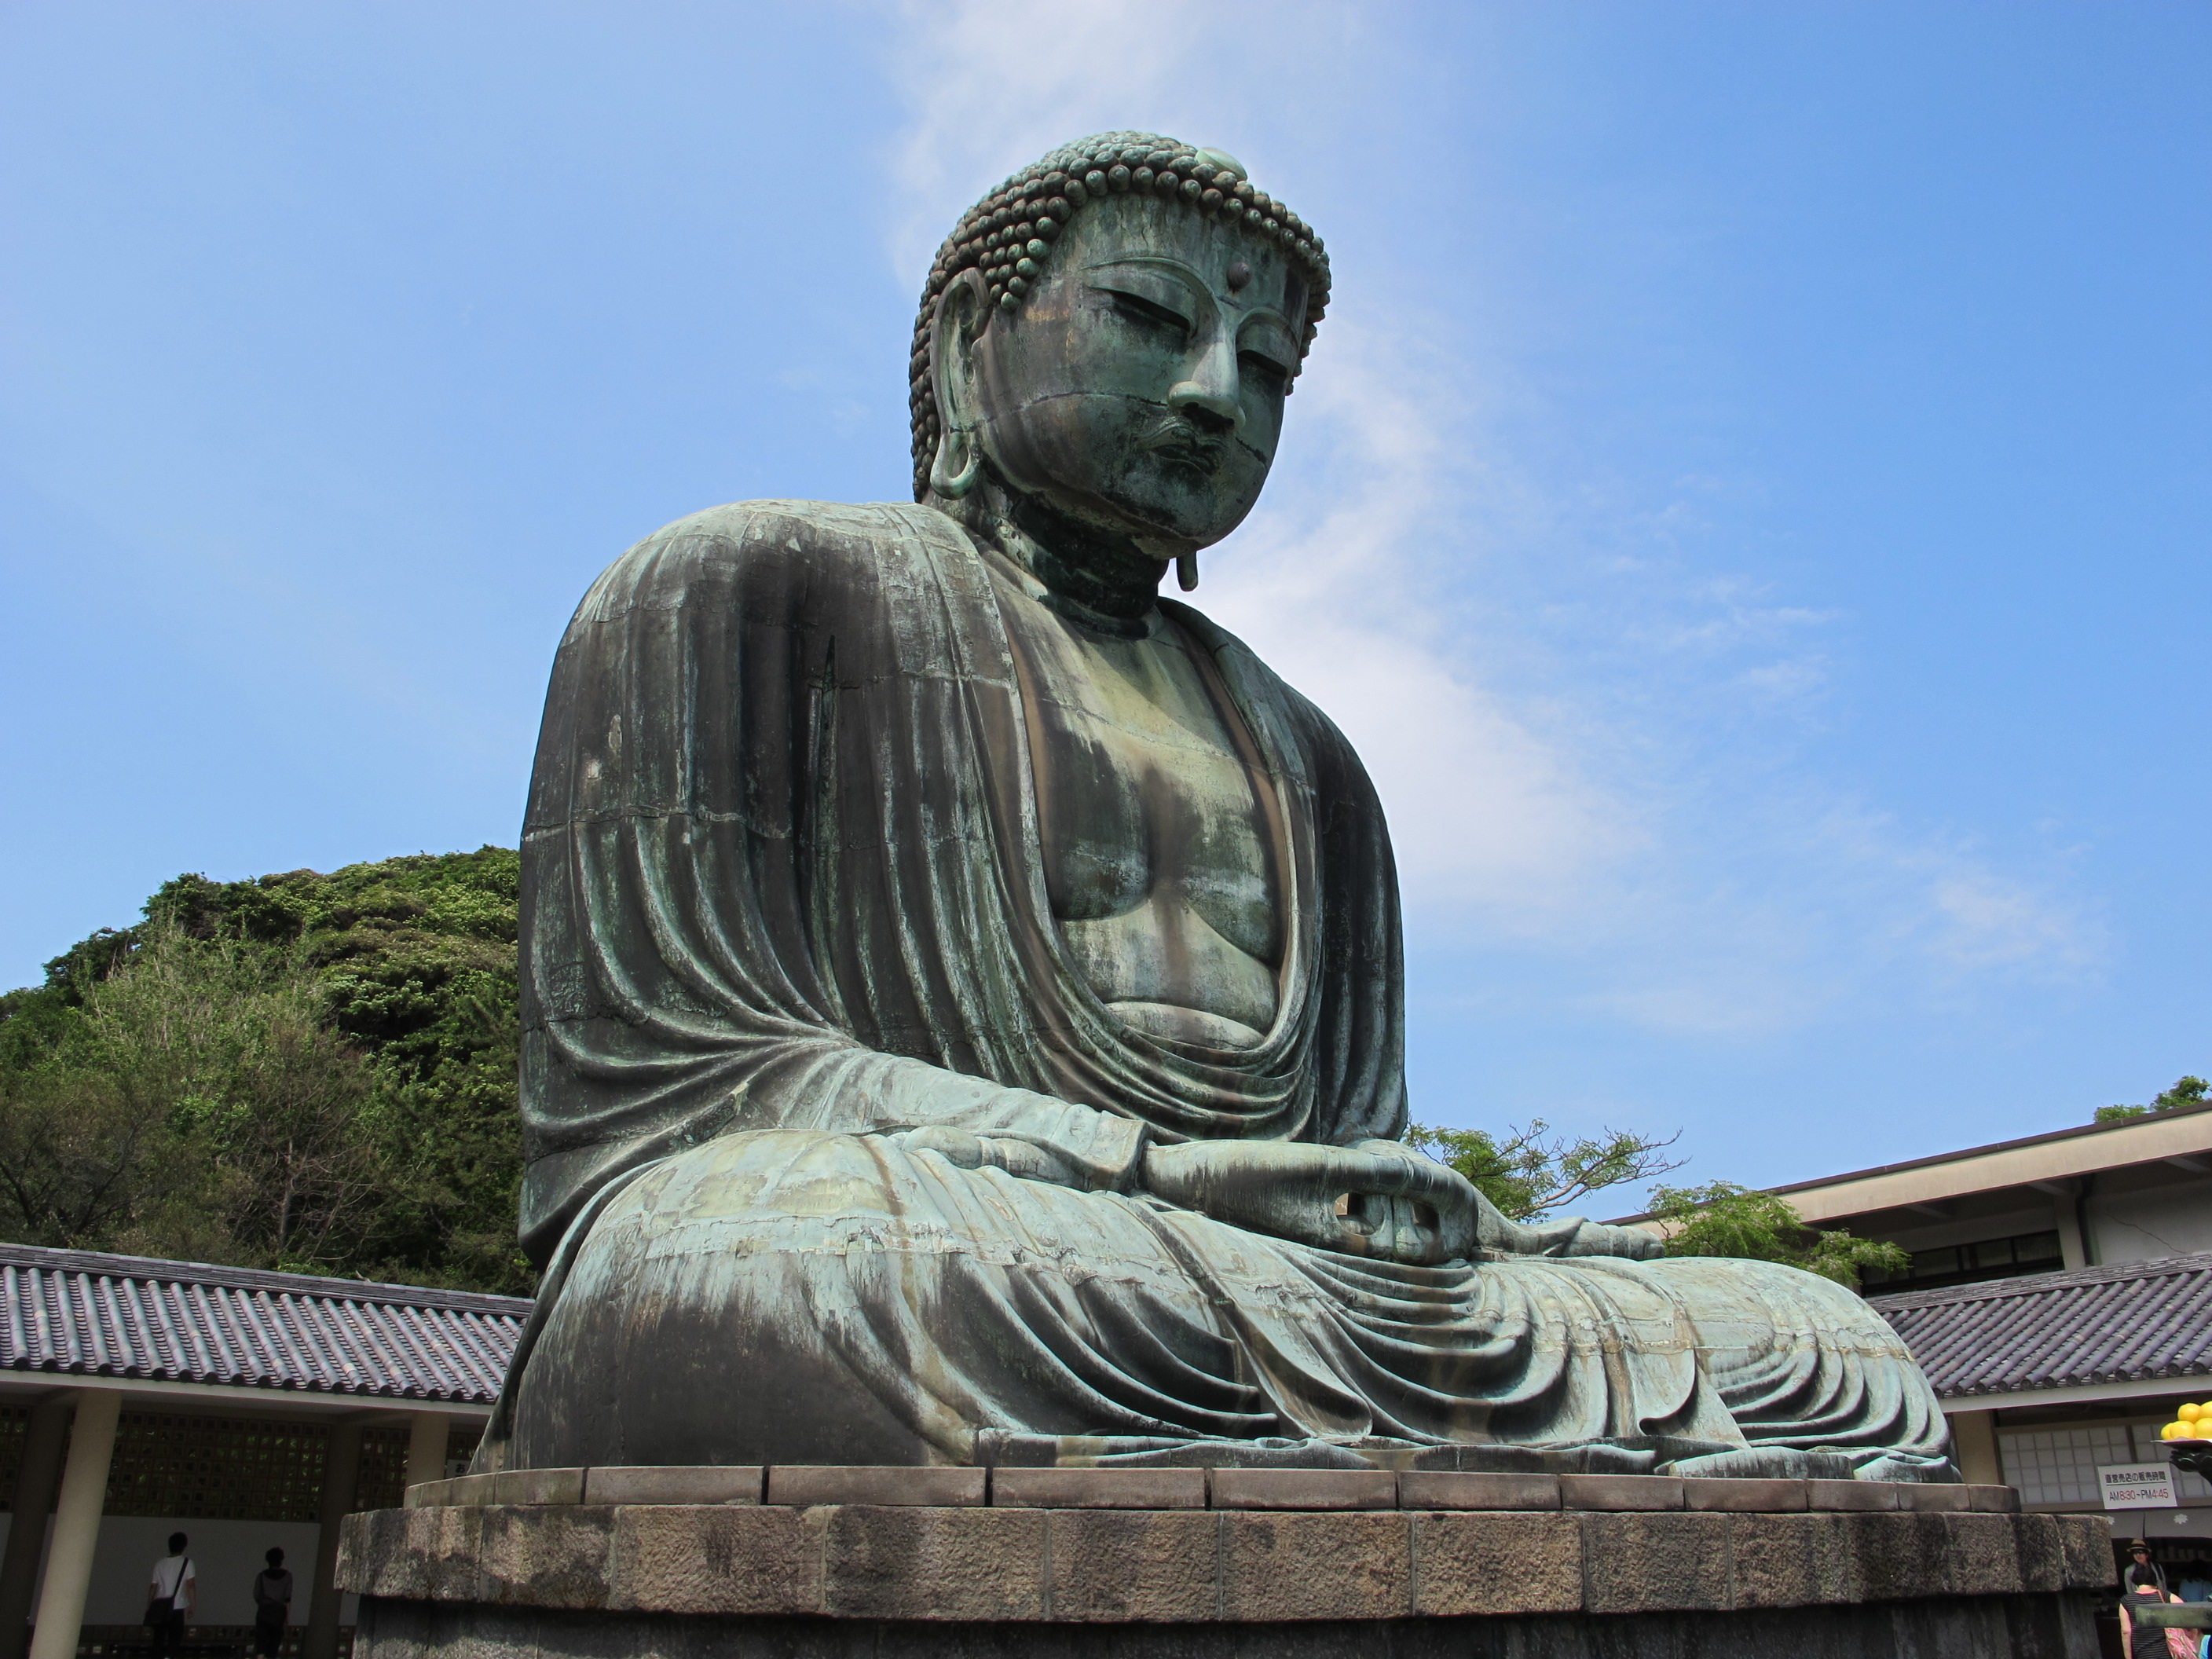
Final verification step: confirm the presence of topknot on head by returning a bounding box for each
[907,130,1331,500]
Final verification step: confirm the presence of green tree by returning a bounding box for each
[0,848,532,1292]
[1647,1181,1909,1287]
[0,1062,224,1259]
[2096,1075,2210,1124]
[0,924,387,1270]
[1404,1119,1685,1222]
[95,926,387,1269]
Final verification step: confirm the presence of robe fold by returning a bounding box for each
[490,499,1951,1478]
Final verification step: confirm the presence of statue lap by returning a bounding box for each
[506,1126,1949,1478]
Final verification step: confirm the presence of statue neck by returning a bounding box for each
[935,474,1169,639]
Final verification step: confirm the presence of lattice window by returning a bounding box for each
[353,1427,409,1514]
[0,1406,25,1511]
[105,1414,330,1522]
[71,1412,481,1522]
[1998,1424,2137,1506]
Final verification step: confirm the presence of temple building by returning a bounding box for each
[1770,1101,2212,1575]
[0,1243,524,1659]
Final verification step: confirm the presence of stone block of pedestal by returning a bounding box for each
[339,1468,2115,1659]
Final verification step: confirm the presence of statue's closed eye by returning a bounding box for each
[1239,351,1288,395]
[1102,287,1194,338]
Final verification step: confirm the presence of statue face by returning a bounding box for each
[946,193,1306,554]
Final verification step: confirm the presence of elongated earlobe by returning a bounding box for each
[928,271,990,501]
[930,424,982,499]
[1177,551,1199,591]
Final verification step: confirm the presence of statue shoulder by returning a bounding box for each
[573,500,973,621]
[1159,599,1372,787]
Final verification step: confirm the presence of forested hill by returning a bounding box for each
[0,849,531,1294]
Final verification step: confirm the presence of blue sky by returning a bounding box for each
[2,2,2206,1204]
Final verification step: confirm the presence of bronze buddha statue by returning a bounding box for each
[482,133,1952,1482]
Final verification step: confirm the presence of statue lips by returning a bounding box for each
[1134,413,1229,481]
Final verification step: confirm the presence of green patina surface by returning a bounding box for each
[479,133,1954,1482]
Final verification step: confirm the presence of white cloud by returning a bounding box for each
[881,0,1218,278]
[873,0,1346,281]
[868,0,2104,1044]
[1199,317,1640,923]
[1925,871,2097,972]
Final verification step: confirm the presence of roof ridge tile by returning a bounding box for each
[1877,1253,2212,1399]
[0,1241,531,1317]
[0,1244,526,1405]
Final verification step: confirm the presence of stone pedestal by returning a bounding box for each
[339,1466,2116,1658]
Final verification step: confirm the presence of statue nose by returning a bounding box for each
[1168,382,1239,430]
[1168,335,1241,429]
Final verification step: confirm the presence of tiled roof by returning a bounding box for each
[0,1241,529,1404]
[1870,1251,2212,1399]
[14,1236,2203,1412]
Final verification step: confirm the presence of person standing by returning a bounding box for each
[2120,1543,2195,1659]
[251,1547,293,1658]
[144,1533,193,1659]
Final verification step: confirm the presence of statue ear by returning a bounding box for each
[928,270,991,499]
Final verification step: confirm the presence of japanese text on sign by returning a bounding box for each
[2100,1463,2177,1511]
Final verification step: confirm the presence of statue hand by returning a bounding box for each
[889,1124,1079,1185]
[1484,1211,1666,1261]
[1140,1140,1481,1265]
[1341,1141,1666,1262]
[1568,1221,1665,1259]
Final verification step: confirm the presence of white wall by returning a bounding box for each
[2092,1181,2212,1265]
[1,1515,347,1628]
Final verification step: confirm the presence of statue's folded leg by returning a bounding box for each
[504,1130,1953,1478]
[506,1127,1281,1467]
[1632,1254,1956,1480]
[507,1125,1621,1468]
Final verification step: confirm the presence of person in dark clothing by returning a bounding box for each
[145,1533,193,1659]
[251,1547,293,1658]
[2124,1543,2182,1658]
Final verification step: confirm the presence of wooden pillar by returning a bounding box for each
[1950,1407,2002,1486]
[305,1419,364,1659]
[403,1413,449,1494]
[0,1396,72,1659]
[25,1390,119,1659]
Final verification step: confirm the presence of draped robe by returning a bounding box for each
[485,499,1951,1479]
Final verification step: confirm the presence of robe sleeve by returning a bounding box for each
[516,502,1148,1265]
[1265,676,1409,1150]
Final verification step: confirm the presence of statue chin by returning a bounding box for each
[478,129,1962,1484]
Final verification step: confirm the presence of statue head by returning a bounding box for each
[911,133,1331,583]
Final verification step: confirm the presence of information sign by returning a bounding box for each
[2100,1463,2178,1511]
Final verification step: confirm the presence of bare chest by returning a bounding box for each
[999,582,1284,1045]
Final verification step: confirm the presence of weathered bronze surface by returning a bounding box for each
[484,132,1954,1480]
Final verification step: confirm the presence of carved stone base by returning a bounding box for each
[338,1474,2116,1659]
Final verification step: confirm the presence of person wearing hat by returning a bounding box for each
[2121,1542,2193,1659]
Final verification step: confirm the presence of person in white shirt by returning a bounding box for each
[145,1533,194,1659]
